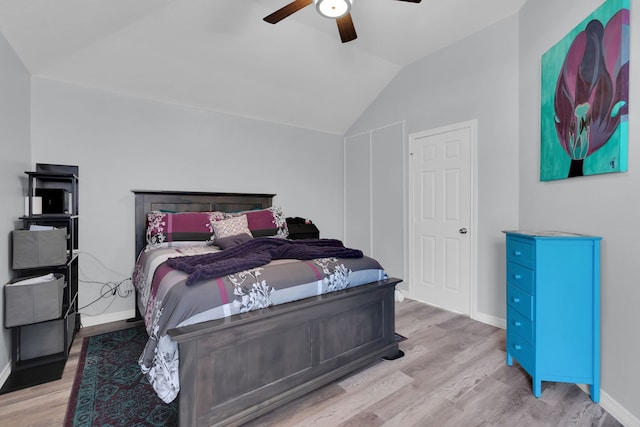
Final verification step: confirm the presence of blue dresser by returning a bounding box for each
[504,231,601,402]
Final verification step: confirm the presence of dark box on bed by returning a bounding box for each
[288,223,320,240]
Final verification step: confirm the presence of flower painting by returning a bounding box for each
[540,0,629,181]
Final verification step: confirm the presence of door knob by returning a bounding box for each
[459,228,468,234]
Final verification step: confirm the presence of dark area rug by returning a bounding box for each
[394,332,407,343]
[64,325,178,427]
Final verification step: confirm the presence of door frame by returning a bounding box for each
[406,119,478,318]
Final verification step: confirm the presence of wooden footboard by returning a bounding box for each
[132,191,400,426]
[168,277,401,427]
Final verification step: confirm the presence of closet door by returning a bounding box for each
[371,124,404,279]
[345,122,404,280]
[344,133,371,254]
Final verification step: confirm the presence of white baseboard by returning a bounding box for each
[577,384,640,427]
[80,309,136,327]
[0,360,11,390]
[472,311,506,330]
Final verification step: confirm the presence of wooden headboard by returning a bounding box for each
[132,190,275,258]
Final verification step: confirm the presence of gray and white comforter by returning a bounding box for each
[132,240,387,403]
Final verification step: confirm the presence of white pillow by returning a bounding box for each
[211,214,251,239]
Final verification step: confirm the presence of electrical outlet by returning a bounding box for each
[123,279,134,295]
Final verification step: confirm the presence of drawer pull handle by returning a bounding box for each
[514,274,522,280]
[514,250,522,256]
[514,344,522,350]
[514,321,521,327]
[512,297,520,303]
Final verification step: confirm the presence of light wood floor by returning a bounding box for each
[0,300,623,427]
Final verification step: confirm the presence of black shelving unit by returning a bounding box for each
[1,166,80,394]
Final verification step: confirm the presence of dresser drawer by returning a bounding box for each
[507,284,533,320]
[507,262,534,294]
[507,306,533,344]
[506,237,534,268]
[507,333,534,373]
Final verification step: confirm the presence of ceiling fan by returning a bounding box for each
[263,0,423,43]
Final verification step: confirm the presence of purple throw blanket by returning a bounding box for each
[166,238,363,285]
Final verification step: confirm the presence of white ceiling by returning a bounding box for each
[0,0,526,134]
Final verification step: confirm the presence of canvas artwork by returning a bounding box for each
[540,0,630,181]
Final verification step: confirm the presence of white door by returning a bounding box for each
[409,121,475,315]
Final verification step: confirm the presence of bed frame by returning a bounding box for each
[133,190,401,426]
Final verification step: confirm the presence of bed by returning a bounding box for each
[132,190,401,426]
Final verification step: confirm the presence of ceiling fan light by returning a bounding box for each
[314,0,352,19]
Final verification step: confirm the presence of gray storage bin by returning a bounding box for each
[12,227,67,269]
[4,274,66,328]
[18,317,72,360]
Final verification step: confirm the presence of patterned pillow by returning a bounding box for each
[235,206,289,238]
[146,211,229,249]
[211,215,251,239]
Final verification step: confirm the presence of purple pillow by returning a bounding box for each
[214,233,253,250]
[146,211,229,248]
[236,207,288,238]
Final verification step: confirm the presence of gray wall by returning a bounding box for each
[519,0,640,421]
[29,78,345,325]
[0,30,31,379]
[347,2,639,421]
[3,1,638,422]
[346,14,520,323]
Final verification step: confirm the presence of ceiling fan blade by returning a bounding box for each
[336,14,357,43]
[264,0,313,24]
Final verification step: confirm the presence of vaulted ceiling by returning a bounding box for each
[0,0,526,134]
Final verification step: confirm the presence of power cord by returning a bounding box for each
[74,250,135,317]
[78,277,133,310]
[76,250,130,279]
